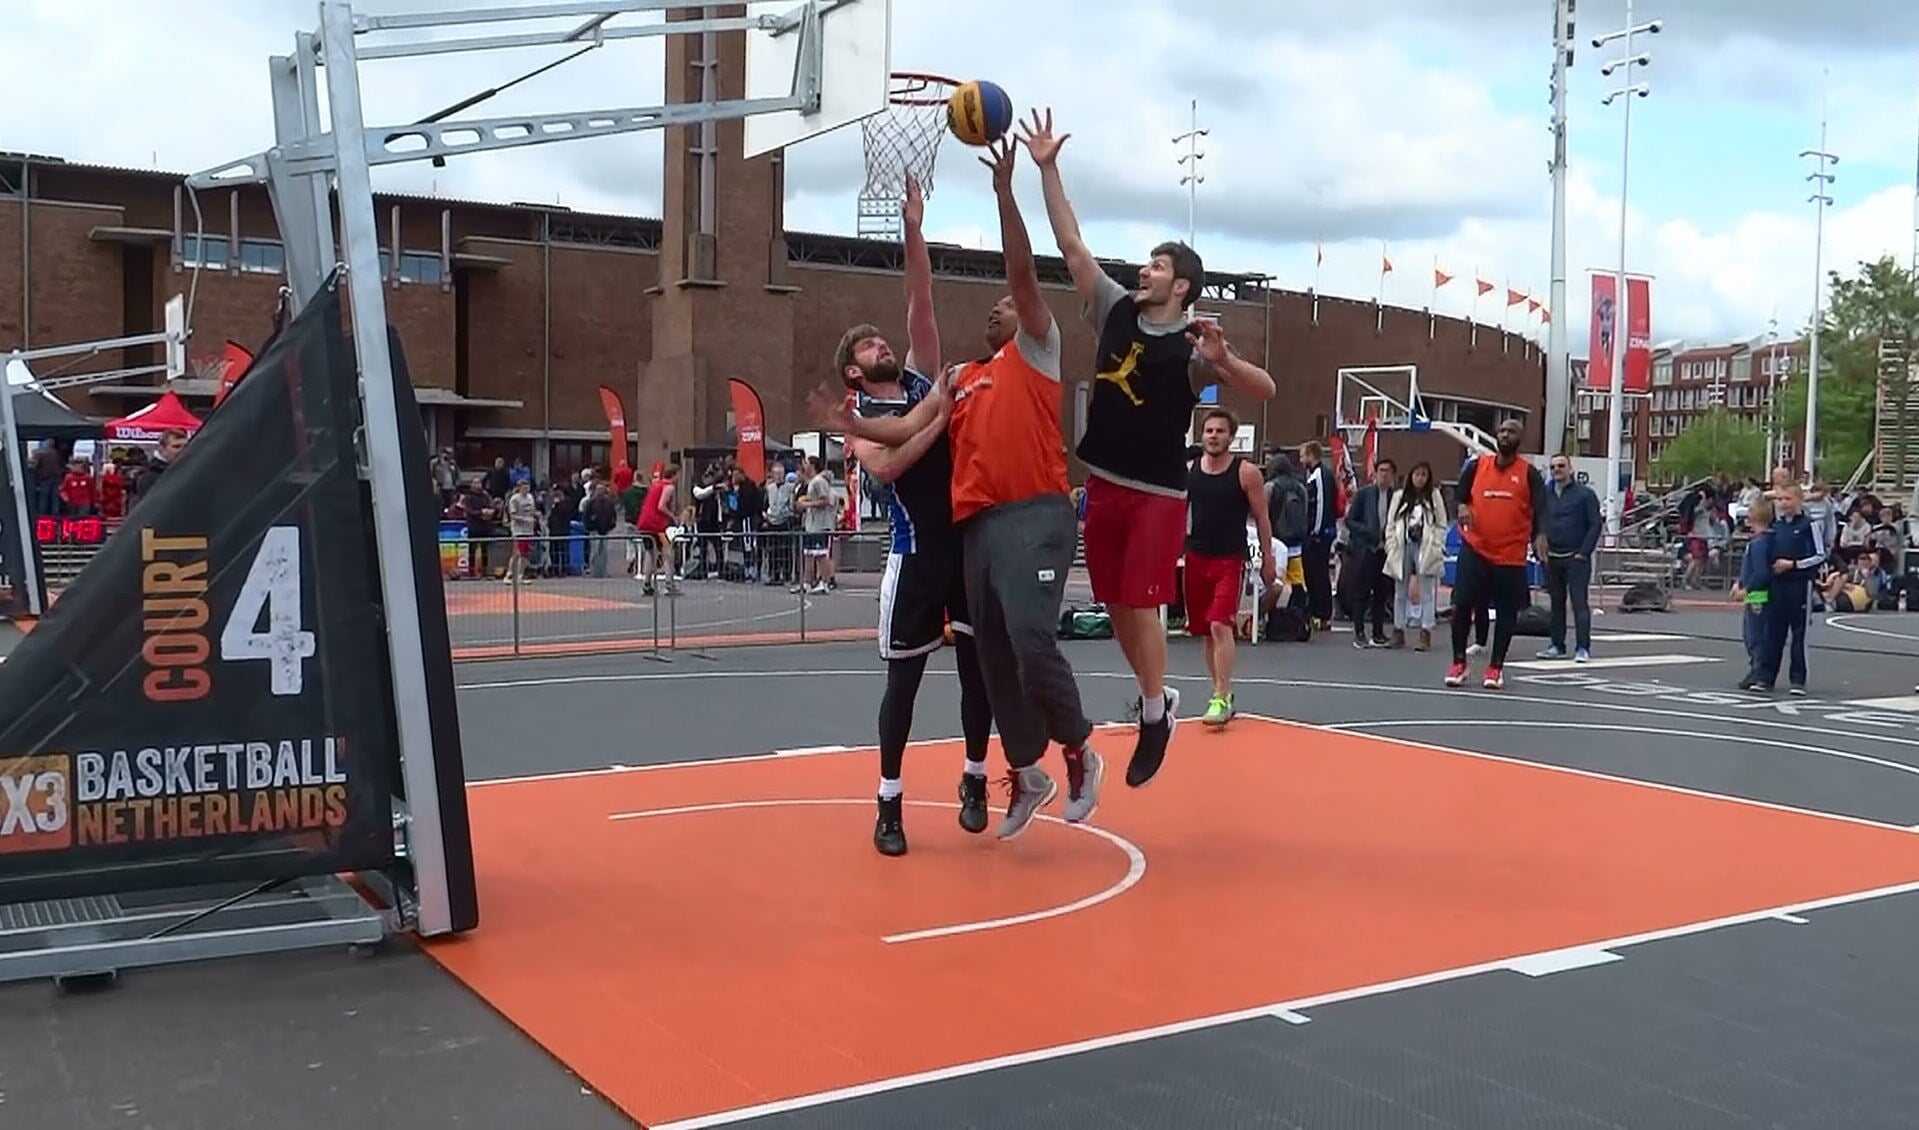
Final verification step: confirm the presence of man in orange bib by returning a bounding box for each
[1445,417,1547,690]
[838,138,1103,842]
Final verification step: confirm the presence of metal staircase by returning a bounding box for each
[1874,335,1919,497]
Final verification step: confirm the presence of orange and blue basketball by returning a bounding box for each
[947,80,1014,147]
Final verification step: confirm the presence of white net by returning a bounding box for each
[860,73,958,200]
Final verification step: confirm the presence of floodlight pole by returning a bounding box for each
[1594,0,1659,535]
[1545,0,1574,457]
[1173,99,1207,249]
[1801,89,1837,481]
[185,0,837,936]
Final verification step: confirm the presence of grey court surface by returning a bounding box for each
[7,611,1919,1129]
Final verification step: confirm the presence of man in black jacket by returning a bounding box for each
[1537,454,1602,661]
[1340,458,1396,647]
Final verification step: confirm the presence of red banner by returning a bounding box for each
[728,378,766,482]
[597,385,628,472]
[210,341,256,408]
[1584,273,1652,394]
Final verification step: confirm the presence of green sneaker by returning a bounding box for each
[1202,693,1234,727]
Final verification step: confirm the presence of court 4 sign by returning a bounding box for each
[0,280,402,903]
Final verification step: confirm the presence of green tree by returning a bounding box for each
[1655,408,1768,482]
[1773,255,1919,483]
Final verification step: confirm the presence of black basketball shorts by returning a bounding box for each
[877,541,972,660]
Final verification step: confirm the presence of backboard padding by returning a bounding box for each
[743,0,891,158]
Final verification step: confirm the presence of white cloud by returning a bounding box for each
[1,0,1913,350]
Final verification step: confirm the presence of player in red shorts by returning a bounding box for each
[1022,109,1275,786]
[1183,408,1276,726]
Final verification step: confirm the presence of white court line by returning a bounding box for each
[1775,913,1810,924]
[649,877,1919,1129]
[1504,947,1622,978]
[1319,717,1919,834]
[1824,613,1919,643]
[1850,696,1919,713]
[605,797,1147,945]
[1591,632,1689,643]
[776,744,850,756]
[458,670,1919,784]
[1501,653,1722,672]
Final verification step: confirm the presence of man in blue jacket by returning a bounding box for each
[1537,455,1602,661]
[1756,482,1826,694]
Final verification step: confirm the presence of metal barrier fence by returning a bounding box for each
[440,529,892,659]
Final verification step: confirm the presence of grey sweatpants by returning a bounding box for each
[960,493,1094,769]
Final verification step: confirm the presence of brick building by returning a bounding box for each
[0,25,1543,485]
[1574,335,1805,482]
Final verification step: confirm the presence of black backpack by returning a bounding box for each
[1267,476,1309,548]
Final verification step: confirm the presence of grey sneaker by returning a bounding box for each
[996,764,1058,841]
[1061,746,1104,824]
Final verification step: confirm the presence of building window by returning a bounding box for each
[182,234,229,269]
[238,239,285,275]
[376,249,445,285]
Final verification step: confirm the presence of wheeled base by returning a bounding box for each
[0,875,393,986]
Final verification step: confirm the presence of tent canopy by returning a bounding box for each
[5,360,103,443]
[103,389,202,444]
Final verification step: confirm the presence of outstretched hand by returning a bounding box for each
[805,380,856,433]
[1186,318,1230,365]
[903,172,924,229]
[978,137,1018,192]
[1018,108,1068,166]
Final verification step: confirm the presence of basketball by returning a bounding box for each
[946,80,1014,147]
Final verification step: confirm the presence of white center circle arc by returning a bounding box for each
[607,797,1148,944]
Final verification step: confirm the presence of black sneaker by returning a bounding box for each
[1124,687,1182,788]
[957,773,989,834]
[873,795,907,857]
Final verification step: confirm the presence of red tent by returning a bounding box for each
[103,389,203,444]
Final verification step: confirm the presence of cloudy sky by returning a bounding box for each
[6,0,1917,351]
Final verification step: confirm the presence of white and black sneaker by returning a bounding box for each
[1124,687,1181,788]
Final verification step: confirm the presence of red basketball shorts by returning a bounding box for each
[1181,551,1244,635]
[1082,475,1184,608]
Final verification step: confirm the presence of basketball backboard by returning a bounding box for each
[743,0,891,159]
[1335,365,1420,433]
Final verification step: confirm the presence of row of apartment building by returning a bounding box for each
[1571,334,1808,481]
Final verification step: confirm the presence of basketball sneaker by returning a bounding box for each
[997,764,1058,841]
[957,772,990,834]
[873,795,907,857]
[1124,687,1181,788]
[1062,745,1104,824]
[1202,693,1235,727]
[1444,662,1469,687]
[1482,667,1505,690]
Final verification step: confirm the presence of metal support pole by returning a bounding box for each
[1545,0,1573,455]
[1595,0,1659,535]
[1802,90,1837,481]
[1173,100,1206,250]
[0,360,42,617]
[318,0,457,936]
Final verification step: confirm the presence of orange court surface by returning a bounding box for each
[425,716,1919,1129]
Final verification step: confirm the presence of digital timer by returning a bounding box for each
[34,516,107,546]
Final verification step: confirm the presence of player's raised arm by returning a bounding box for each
[901,174,940,376]
[1022,109,1102,307]
[983,139,1053,342]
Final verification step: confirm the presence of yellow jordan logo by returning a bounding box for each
[1096,342,1145,406]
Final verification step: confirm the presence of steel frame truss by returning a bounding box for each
[179,0,841,940]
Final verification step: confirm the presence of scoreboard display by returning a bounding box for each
[35,516,107,546]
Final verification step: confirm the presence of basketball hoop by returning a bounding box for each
[861,71,960,202]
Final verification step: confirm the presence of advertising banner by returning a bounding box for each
[729,379,766,482]
[598,385,628,471]
[0,280,402,904]
[1585,272,1653,395]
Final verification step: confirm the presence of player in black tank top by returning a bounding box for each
[1186,454,1252,558]
[1181,411,1276,726]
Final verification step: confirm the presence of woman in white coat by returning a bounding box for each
[1382,461,1449,651]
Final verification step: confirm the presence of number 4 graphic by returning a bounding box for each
[220,525,318,696]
